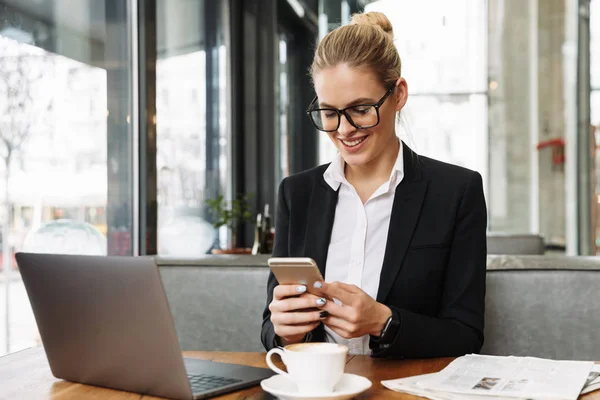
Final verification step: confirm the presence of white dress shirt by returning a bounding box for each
[322,139,404,355]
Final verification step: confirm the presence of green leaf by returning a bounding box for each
[204,192,255,230]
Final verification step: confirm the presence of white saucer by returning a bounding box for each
[260,373,372,400]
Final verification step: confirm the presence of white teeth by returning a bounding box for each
[341,136,367,147]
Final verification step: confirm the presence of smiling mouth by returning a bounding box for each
[340,136,368,147]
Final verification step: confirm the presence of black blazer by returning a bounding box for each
[261,143,487,358]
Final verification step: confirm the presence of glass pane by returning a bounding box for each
[401,94,487,181]
[593,91,600,128]
[156,0,230,257]
[276,34,290,182]
[592,0,599,89]
[593,91,600,251]
[487,0,580,248]
[364,0,487,94]
[590,90,600,127]
[487,0,536,234]
[0,0,133,355]
[592,0,600,252]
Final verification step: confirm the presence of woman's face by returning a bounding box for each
[312,64,407,167]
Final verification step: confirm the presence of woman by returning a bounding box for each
[261,11,487,358]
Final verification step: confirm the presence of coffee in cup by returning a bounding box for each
[265,342,348,394]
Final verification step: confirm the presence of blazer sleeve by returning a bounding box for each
[371,172,487,358]
[261,178,326,351]
[260,178,289,350]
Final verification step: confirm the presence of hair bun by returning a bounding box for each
[350,11,393,35]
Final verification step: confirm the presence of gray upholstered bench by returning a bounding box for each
[158,255,270,352]
[483,255,600,360]
[486,233,545,255]
[158,255,600,360]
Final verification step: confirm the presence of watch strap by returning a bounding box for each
[373,307,401,345]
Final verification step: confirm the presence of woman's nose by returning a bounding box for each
[337,114,356,136]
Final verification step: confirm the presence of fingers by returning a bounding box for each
[330,281,361,294]
[312,281,359,305]
[270,286,330,341]
[318,296,354,321]
[324,319,356,339]
[269,293,327,313]
[273,284,310,300]
[270,290,329,341]
[271,309,327,326]
[274,321,321,340]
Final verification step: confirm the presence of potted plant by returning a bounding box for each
[205,193,254,254]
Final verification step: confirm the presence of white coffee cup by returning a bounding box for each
[265,342,348,394]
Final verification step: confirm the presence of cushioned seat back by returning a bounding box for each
[487,234,545,255]
[160,260,600,360]
[482,269,600,360]
[159,265,270,351]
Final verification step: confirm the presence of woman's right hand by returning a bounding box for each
[269,284,328,345]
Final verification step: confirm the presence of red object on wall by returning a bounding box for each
[536,138,565,165]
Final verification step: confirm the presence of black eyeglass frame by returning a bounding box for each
[306,83,396,132]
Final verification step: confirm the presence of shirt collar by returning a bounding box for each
[323,152,346,191]
[323,138,404,192]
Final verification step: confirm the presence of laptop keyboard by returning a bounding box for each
[187,373,243,393]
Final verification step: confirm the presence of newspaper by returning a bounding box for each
[382,354,595,400]
[382,365,600,399]
[415,354,593,400]
[383,370,600,400]
[382,373,527,400]
[581,365,600,395]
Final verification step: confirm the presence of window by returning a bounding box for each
[317,0,489,184]
[0,0,134,356]
[591,0,600,249]
[593,0,599,127]
[363,0,487,181]
[156,0,231,257]
[276,34,291,183]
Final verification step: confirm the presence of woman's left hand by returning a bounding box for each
[312,281,392,339]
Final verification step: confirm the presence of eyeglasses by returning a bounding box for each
[306,84,396,132]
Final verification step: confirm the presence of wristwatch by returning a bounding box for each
[372,307,401,345]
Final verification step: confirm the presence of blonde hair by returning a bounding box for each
[311,11,401,87]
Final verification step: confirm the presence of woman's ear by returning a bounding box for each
[394,77,408,112]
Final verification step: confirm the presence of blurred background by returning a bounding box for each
[0,0,598,356]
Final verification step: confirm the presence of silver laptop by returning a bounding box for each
[15,252,274,399]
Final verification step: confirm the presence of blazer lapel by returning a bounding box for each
[304,175,338,278]
[376,144,428,303]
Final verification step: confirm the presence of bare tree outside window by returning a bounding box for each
[0,36,53,353]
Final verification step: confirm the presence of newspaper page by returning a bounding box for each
[582,380,600,395]
[581,364,600,395]
[382,373,528,400]
[415,354,593,400]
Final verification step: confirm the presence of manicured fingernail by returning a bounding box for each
[319,311,329,318]
[296,285,306,293]
[314,281,323,289]
[316,298,326,306]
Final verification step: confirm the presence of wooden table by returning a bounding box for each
[1,347,599,399]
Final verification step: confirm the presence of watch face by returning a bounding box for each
[375,317,391,343]
[382,317,393,335]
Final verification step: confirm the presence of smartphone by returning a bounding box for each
[268,257,324,288]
